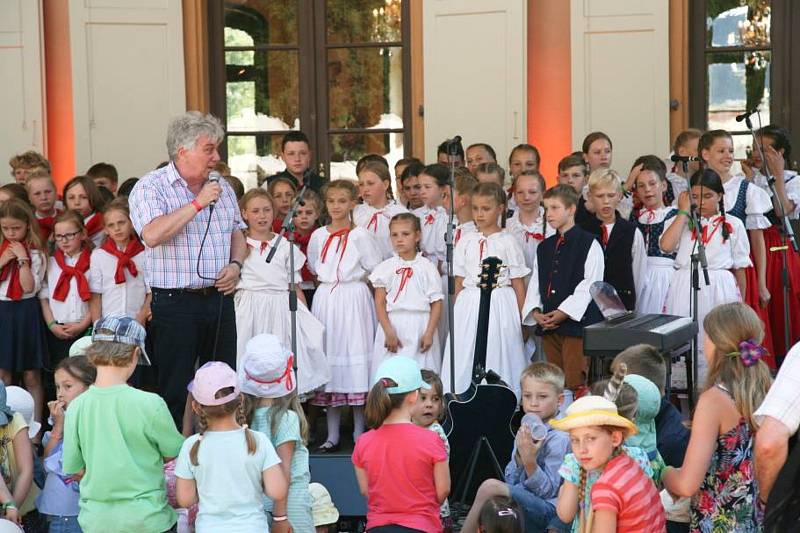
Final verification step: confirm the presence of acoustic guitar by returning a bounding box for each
[443,256,519,512]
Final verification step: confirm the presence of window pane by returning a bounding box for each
[707,0,770,48]
[225,1,298,46]
[706,51,770,132]
[226,134,285,191]
[226,50,300,132]
[329,132,404,180]
[326,0,402,44]
[328,47,403,129]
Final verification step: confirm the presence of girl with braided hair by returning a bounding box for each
[552,394,664,532]
[661,168,752,383]
[175,361,287,532]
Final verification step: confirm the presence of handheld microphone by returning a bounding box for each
[670,154,701,163]
[735,107,758,123]
[207,170,222,206]
[447,135,462,145]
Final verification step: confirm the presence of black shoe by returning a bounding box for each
[315,441,340,453]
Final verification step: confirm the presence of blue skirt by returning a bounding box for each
[0,297,47,371]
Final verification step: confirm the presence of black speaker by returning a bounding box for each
[309,453,367,517]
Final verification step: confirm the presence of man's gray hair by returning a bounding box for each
[166,111,225,160]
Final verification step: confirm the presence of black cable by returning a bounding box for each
[195,204,225,360]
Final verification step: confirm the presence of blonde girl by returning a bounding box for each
[63,176,107,247]
[0,199,47,426]
[307,180,382,452]
[25,174,61,243]
[370,213,443,373]
[441,182,529,397]
[175,362,287,532]
[507,171,554,274]
[552,396,665,532]
[89,198,150,323]
[40,211,93,366]
[354,160,408,259]
[353,356,449,533]
[241,334,314,533]
[234,189,329,394]
[662,302,772,532]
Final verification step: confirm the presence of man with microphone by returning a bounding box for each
[129,111,245,426]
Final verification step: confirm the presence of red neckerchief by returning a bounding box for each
[392,267,414,303]
[546,234,567,297]
[53,247,91,302]
[292,227,317,282]
[83,212,104,237]
[37,210,61,241]
[692,216,732,245]
[0,241,30,300]
[272,217,284,234]
[525,231,544,243]
[320,227,350,292]
[100,237,145,284]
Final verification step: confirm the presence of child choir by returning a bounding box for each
[3,122,799,532]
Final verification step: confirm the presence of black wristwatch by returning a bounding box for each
[229,260,243,273]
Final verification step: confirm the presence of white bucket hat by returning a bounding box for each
[239,334,296,398]
[5,386,42,439]
[309,483,339,526]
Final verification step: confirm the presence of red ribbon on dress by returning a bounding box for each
[101,237,144,284]
[525,231,544,243]
[424,212,435,225]
[479,238,487,260]
[83,212,104,238]
[392,267,414,303]
[53,247,91,302]
[292,228,316,282]
[245,355,294,392]
[320,228,350,292]
[0,241,30,300]
[455,227,462,245]
[367,210,384,232]
[643,209,656,224]
[691,216,732,245]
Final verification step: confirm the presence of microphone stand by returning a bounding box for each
[266,181,309,374]
[445,139,459,394]
[684,160,709,407]
[745,115,798,361]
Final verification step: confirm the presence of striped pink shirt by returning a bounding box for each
[590,453,666,532]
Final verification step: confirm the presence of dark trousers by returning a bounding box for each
[150,289,237,425]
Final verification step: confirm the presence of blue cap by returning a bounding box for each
[372,356,430,394]
[92,315,151,366]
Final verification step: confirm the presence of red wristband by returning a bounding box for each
[191,199,203,212]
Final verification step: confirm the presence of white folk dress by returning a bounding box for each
[634,207,678,315]
[441,231,530,399]
[307,226,382,404]
[353,201,408,260]
[662,214,751,382]
[369,253,444,376]
[414,205,451,350]
[505,207,555,277]
[234,235,330,395]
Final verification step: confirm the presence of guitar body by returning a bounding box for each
[443,257,519,506]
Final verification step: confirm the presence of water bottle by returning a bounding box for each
[520,413,548,441]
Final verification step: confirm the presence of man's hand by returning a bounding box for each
[215,264,240,294]
[195,180,222,209]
